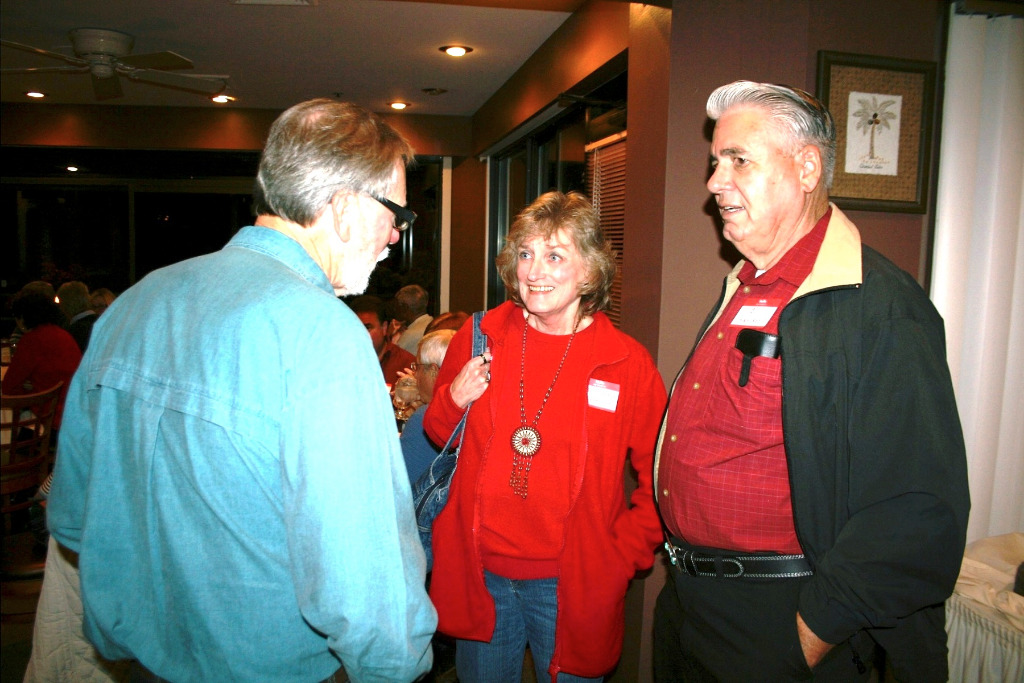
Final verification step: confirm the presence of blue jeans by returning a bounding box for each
[456,570,604,683]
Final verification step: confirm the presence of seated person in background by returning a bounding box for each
[392,312,468,421]
[6,281,55,347]
[400,328,456,486]
[56,281,97,353]
[395,284,433,355]
[349,294,415,386]
[385,297,410,346]
[3,288,82,429]
[89,288,117,317]
[425,310,469,334]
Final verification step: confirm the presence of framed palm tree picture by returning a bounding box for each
[816,51,937,213]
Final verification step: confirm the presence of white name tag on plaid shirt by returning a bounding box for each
[731,302,777,327]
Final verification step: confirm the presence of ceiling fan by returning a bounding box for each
[0,28,229,100]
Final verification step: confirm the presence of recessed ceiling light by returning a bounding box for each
[389,102,408,110]
[439,45,473,57]
[211,94,237,104]
[25,91,46,98]
[67,166,79,172]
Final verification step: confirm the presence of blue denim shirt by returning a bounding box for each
[49,226,436,682]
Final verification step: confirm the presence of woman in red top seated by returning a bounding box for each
[423,191,667,682]
[3,288,82,429]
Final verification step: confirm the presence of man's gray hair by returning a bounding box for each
[417,329,456,368]
[57,281,92,317]
[707,81,836,188]
[395,284,429,317]
[255,99,414,227]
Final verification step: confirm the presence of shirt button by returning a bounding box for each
[742,286,751,294]
[716,331,724,340]
[670,434,678,442]
[692,382,700,390]
[662,489,670,498]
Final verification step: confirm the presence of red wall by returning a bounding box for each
[449,156,489,313]
[0,103,473,157]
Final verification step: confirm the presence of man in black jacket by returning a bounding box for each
[653,81,969,682]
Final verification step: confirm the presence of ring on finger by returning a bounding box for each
[486,371,491,382]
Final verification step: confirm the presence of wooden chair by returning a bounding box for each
[0,338,13,368]
[1,382,62,580]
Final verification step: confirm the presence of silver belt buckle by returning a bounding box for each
[665,541,745,578]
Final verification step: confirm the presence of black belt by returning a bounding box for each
[664,537,813,579]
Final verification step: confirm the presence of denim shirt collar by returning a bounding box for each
[228,225,334,295]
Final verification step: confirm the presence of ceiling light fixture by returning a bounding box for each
[67,166,79,172]
[439,45,473,57]
[211,94,237,104]
[25,91,46,98]
[389,102,408,110]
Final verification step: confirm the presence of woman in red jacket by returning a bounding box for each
[424,191,666,682]
[3,288,82,429]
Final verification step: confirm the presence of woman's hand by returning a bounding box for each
[447,350,491,409]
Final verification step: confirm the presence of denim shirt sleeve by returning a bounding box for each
[48,359,92,551]
[280,313,436,682]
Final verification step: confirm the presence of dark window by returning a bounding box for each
[2,149,443,319]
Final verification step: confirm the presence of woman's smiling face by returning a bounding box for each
[515,228,589,333]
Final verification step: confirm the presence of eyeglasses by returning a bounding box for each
[410,361,438,373]
[370,194,417,232]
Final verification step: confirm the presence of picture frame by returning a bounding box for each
[816,51,937,213]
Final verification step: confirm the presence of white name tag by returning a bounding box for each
[588,379,620,413]
[730,303,777,327]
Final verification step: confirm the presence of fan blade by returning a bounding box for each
[118,50,194,71]
[92,72,123,100]
[0,65,90,75]
[122,68,227,95]
[1,39,87,66]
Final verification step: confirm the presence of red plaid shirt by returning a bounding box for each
[658,210,830,553]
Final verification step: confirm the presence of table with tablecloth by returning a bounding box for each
[946,532,1023,682]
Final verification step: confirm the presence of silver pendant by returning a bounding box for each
[511,425,541,457]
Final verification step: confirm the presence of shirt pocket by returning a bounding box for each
[702,345,783,448]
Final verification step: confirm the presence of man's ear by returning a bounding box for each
[797,144,823,194]
[330,191,357,243]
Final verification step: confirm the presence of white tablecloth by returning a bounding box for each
[946,533,1024,683]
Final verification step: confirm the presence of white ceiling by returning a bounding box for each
[0,0,579,115]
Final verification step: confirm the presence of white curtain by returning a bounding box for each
[930,6,1024,543]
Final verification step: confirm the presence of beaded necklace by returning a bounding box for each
[509,312,581,498]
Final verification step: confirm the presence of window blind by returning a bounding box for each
[585,135,626,328]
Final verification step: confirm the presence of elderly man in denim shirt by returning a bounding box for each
[46,100,436,682]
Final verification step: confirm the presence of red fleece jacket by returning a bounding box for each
[424,302,666,680]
